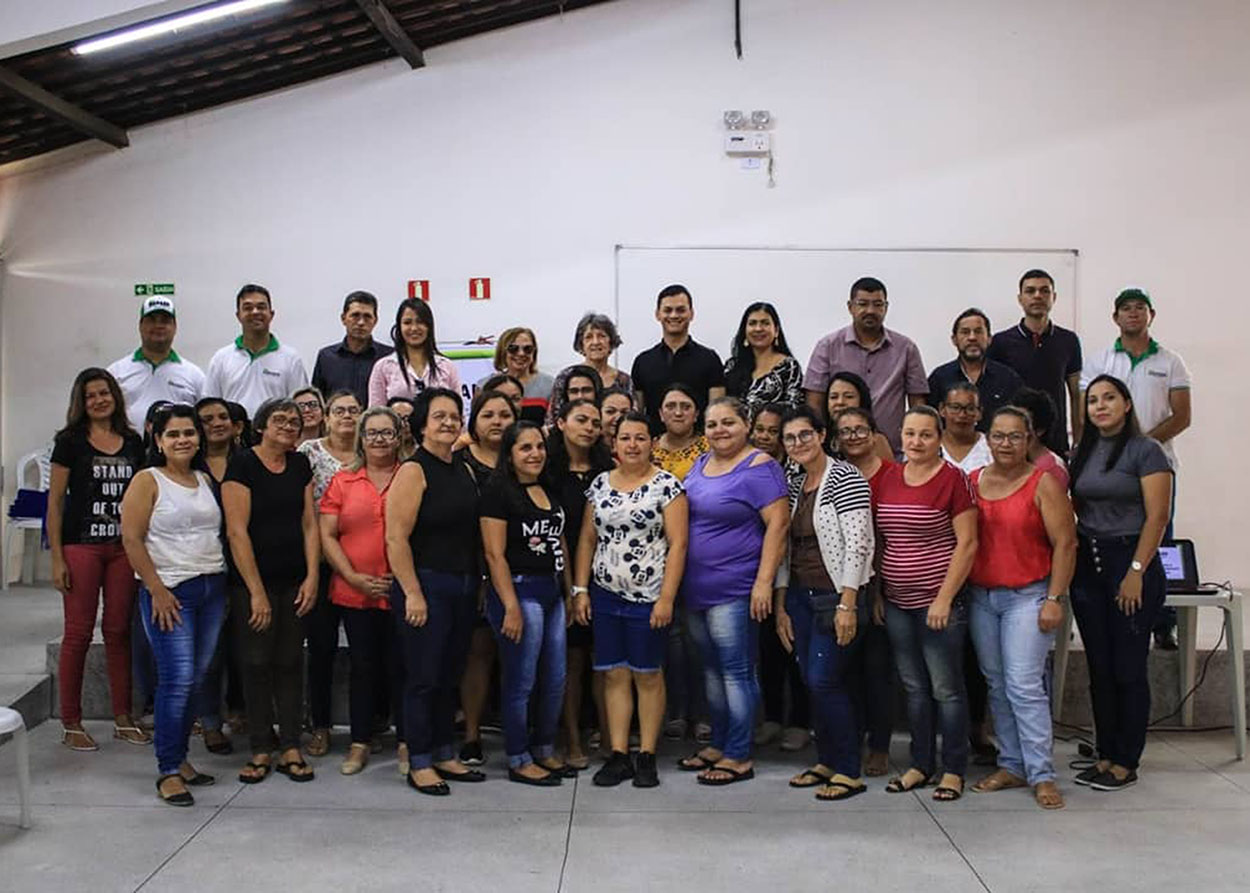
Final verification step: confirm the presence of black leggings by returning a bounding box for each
[231,582,304,753]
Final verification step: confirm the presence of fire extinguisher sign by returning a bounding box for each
[408,280,430,301]
[469,278,491,301]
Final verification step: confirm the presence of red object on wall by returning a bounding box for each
[408,280,430,301]
[469,277,491,301]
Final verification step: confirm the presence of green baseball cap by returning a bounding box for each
[1114,287,1152,311]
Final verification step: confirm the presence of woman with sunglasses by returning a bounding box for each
[297,390,363,758]
[368,298,461,406]
[121,404,226,805]
[476,328,554,425]
[223,398,319,784]
[967,406,1075,809]
[832,406,895,777]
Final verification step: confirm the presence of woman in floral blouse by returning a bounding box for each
[723,302,804,420]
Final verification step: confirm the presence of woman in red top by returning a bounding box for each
[967,407,1076,809]
[833,406,894,777]
[319,406,402,775]
[874,406,978,801]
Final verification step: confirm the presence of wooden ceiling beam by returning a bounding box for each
[353,0,425,69]
[0,66,127,149]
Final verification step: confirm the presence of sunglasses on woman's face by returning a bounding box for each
[507,343,534,355]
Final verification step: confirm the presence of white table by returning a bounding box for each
[1051,586,1245,760]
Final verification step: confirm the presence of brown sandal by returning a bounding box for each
[971,769,1027,793]
[1034,780,1065,809]
[306,729,331,757]
[62,727,98,752]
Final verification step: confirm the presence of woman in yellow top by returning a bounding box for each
[651,383,709,481]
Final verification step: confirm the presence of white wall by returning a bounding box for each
[1,0,1247,583]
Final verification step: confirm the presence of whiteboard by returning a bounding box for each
[613,247,1078,380]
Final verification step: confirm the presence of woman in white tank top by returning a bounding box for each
[121,404,227,807]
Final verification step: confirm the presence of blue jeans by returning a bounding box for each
[486,575,567,768]
[392,571,477,769]
[884,597,970,777]
[1071,535,1166,770]
[786,588,863,777]
[139,574,227,776]
[968,580,1056,784]
[687,599,758,761]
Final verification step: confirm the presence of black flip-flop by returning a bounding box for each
[932,784,964,802]
[677,753,715,772]
[436,767,487,783]
[815,780,867,801]
[181,771,216,787]
[156,774,194,806]
[237,761,272,784]
[697,765,755,786]
[275,760,315,782]
[408,773,450,796]
[885,769,932,793]
[789,768,832,789]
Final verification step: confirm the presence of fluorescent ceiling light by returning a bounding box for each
[72,0,289,55]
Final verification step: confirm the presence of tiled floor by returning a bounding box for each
[0,722,1247,892]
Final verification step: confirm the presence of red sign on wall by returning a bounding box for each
[408,280,430,301]
[469,277,491,301]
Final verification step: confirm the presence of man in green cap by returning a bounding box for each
[1080,287,1191,648]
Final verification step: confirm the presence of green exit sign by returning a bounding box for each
[134,283,175,296]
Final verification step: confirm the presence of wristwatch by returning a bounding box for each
[571,586,589,596]
[1044,594,1067,603]
[1129,560,1144,573]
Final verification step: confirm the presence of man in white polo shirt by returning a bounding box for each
[1081,287,1191,648]
[107,295,206,430]
[205,283,308,416]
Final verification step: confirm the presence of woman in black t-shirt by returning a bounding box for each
[385,388,483,796]
[48,368,148,751]
[547,399,614,771]
[222,398,319,784]
[480,421,573,786]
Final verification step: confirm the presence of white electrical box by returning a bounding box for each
[724,132,771,156]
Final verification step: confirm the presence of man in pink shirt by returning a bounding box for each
[804,277,929,455]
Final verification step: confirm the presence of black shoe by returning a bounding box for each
[1154,628,1179,651]
[508,767,562,787]
[1089,769,1138,791]
[632,751,660,788]
[407,772,450,796]
[1073,765,1103,786]
[459,740,485,766]
[593,751,636,787]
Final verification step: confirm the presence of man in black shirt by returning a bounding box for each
[987,269,1083,454]
[927,308,1023,431]
[630,284,726,434]
[311,291,394,405]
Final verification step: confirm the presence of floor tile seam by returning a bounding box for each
[1152,735,1250,795]
[914,791,993,893]
[133,783,248,892]
[556,774,579,892]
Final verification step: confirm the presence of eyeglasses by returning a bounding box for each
[294,399,321,412]
[944,403,979,416]
[269,415,302,431]
[329,406,361,417]
[988,432,1027,445]
[507,343,535,355]
[837,426,871,440]
[781,429,818,446]
[363,429,398,443]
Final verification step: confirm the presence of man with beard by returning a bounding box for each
[988,269,1082,455]
[926,308,1023,431]
[803,276,928,455]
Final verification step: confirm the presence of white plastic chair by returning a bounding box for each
[0,707,32,828]
[3,444,52,590]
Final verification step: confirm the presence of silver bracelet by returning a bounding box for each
[571,586,589,596]
[835,604,855,613]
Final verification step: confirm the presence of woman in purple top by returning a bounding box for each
[677,397,789,785]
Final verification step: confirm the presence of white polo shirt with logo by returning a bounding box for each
[107,349,207,430]
[205,335,309,417]
[1081,338,1190,466]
